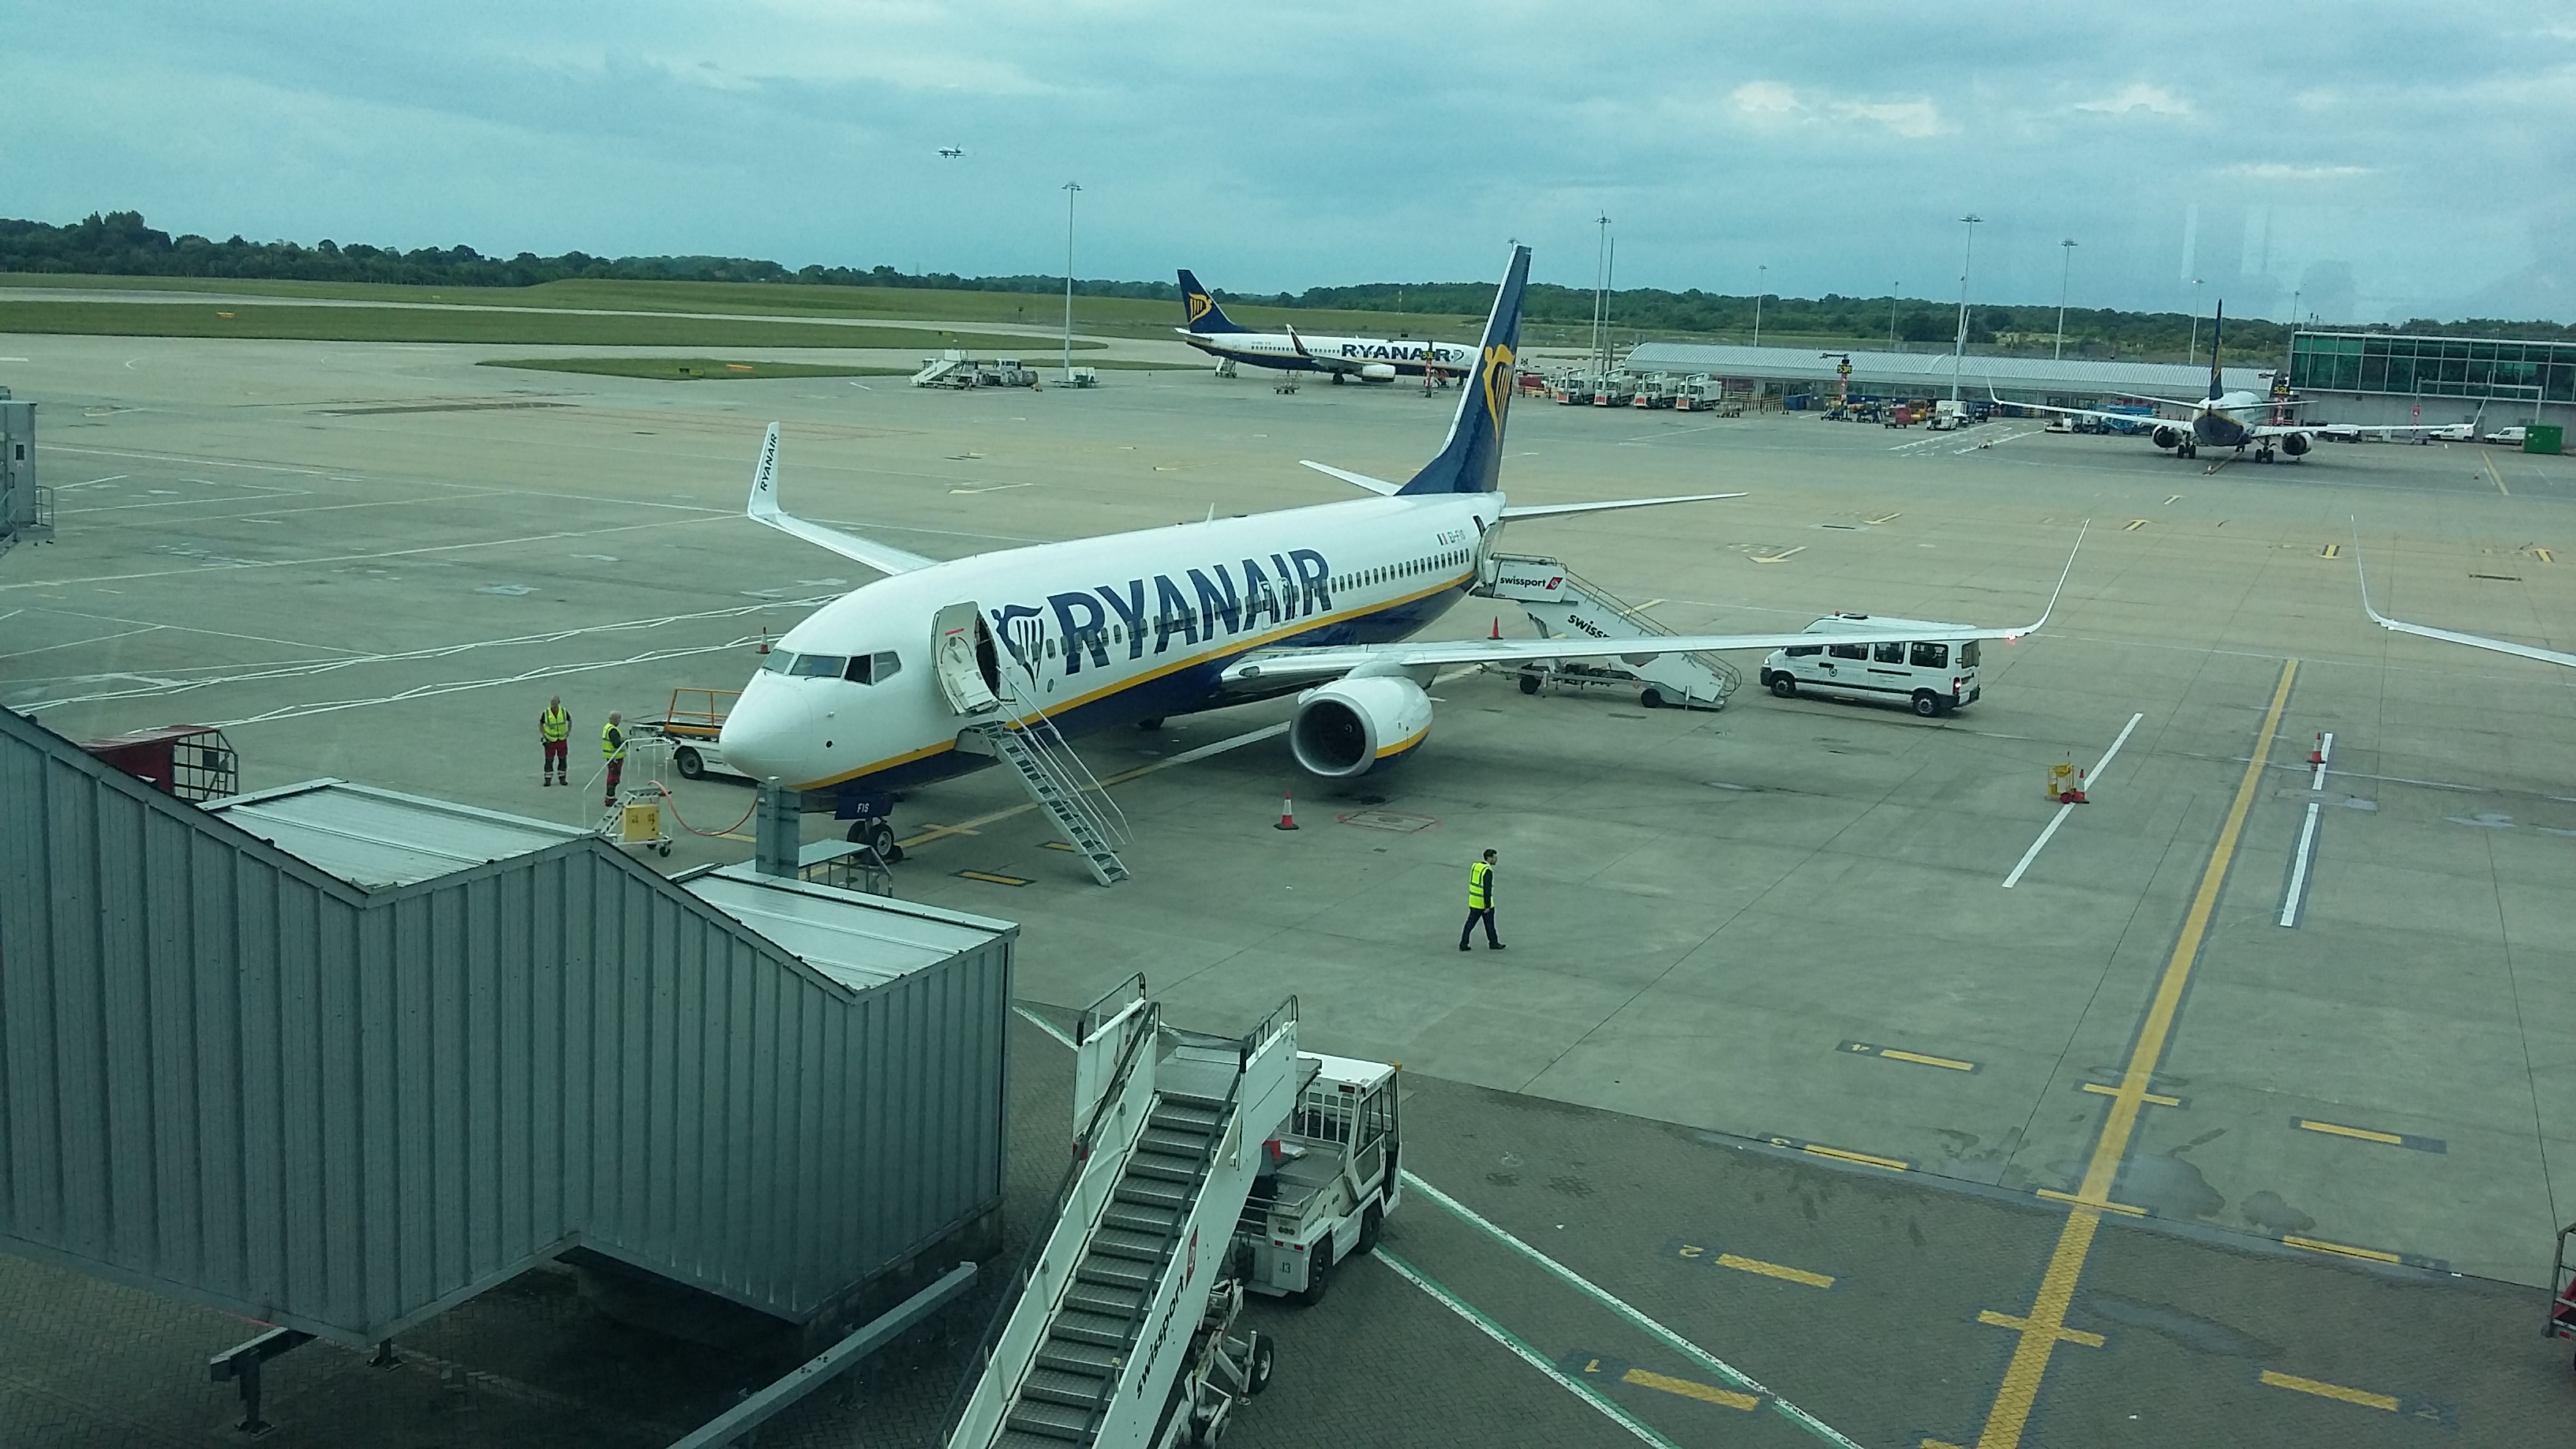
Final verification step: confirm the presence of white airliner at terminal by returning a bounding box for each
[718,247,2079,830]
[1166,268,1477,381]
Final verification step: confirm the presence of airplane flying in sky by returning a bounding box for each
[718,247,2080,835]
[2357,536,2576,668]
[2008,305,2451,462]
[1171,269,1474,383]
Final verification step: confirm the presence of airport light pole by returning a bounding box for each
[2186,277,2203,367]
[1753,264,1766,347]
[1889,283,1900,350]
[2054,238,2078,361]
[1061,181,1081,384]
[1590,214,1611,384]
[1952,214,1981,402]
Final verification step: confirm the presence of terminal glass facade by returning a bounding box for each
[2290,331,2576,403]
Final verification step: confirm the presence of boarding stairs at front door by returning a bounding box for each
[958,709,1132,886]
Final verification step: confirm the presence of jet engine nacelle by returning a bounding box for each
[2151,425,2188,451]
[2280,431,2311,456]
[1360,362,1398,381]
[1290,674,1432,777]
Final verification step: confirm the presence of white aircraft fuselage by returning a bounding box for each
[1176,328,1475,380]
[720,492,1497,792]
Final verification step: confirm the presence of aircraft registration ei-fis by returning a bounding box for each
[2005,304,2453,462]
[717,246,2083,838]
[1173,268,1473,383]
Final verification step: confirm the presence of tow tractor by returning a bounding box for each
[633,687,749,783]
[1239,1054,1402,1305]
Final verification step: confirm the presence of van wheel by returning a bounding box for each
[1518,672,1541,695]
[1639,688,1665,710]
[1770,676,1798,699]
[1911,691,1941,717]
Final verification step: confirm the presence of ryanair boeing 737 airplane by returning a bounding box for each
[718,248,2079,842]
[1170,268,1476,382]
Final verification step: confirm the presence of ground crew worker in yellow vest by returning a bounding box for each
[601,712,627,808]
[1459,848,1504,952]
[539,696,571,787]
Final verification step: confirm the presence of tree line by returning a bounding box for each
[6,212,2568,358]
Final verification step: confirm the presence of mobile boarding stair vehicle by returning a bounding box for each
[1477,552,1740,711]
[944,981,1402,1448]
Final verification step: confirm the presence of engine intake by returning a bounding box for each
[2151,425,2187,451]
[2281,431,2311,456]
[1289,675,1433,777]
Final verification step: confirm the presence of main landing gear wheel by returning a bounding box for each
[1770,675,1798,698]
[846,818,901,863]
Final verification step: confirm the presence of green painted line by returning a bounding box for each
[1402,1170,1863,1448]
[1376,1251,1680,1449]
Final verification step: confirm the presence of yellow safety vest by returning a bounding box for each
[541,708,569,743]
[601,721,625,762]
[1467,860,1492,909]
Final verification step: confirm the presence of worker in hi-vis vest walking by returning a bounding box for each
[538,696,571,787]
[1459,848,1504,952]
[601,712,627,808]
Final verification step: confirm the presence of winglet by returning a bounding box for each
[741,422,936,575]
[2005,520,2089,640]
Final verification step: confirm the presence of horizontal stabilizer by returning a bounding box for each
[745,422,936,575]
[1500,492,1746,520]
[1299,459,1402,496]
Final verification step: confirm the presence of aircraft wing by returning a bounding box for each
[1994,395,2196,425]
[1226,524,2086,688]
[744,422,937,575]
[2357,534,2576,668]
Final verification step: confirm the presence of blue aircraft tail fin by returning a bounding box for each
[1177,270,1249,335]
[1395,245,1530,496]
[2207,301,2225,401]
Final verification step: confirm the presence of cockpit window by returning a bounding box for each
[761,651,794,674]
[844,651,902,685]
[788,653,844,678]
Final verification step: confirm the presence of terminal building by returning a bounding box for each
[2287,330,2576,431]
[1617,342,2265,409]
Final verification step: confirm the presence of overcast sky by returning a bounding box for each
[9,3,2574,323]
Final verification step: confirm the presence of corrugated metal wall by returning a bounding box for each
[0,708,1009,1346]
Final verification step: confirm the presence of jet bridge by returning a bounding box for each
[1477,552,1741,710]
[946,987,1300,1449]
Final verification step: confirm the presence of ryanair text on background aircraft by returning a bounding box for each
[718,247,2082,834]
[1170,268,1474,383]
[2005,304,2451,462]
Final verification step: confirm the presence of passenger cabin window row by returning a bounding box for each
[1330,548,1471,595]
[1784,639,1975,669]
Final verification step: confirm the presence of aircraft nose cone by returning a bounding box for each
[719,680,814,784]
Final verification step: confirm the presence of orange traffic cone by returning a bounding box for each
[1275,789,1298,830]
[1490,616,1503,639]
[2062,768,2089,804]
[2307,733,2324,766]
[756,627,771,656]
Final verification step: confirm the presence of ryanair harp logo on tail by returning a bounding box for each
[1481,343,1515,430]
[1185,291,1215,325]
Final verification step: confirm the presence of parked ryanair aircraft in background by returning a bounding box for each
[2007,305,2453,462]
[1172,268,1474,382]
[720,247,2080,844]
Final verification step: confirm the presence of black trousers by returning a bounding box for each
[1459,906,1500,947]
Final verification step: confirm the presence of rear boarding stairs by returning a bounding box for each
[1476,552,1740,710]
[945,982,1302,1449]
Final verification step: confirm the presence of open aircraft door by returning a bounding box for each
[931,602,1004,716]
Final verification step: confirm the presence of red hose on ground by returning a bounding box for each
[656,784,758,838]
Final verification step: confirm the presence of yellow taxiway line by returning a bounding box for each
[1971,659,2298,1449]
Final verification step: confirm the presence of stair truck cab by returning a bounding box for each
[1759,614,1983,717]
[1238,1053,1400,1305]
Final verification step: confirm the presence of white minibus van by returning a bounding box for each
[1758,615,1983,717]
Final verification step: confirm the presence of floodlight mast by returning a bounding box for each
[1061,181,1081,384]
[1951,214,1981,402]
[2055,238,2078,361]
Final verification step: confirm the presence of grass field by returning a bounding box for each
[0,296,1096,350]
[477,354,1207,381]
